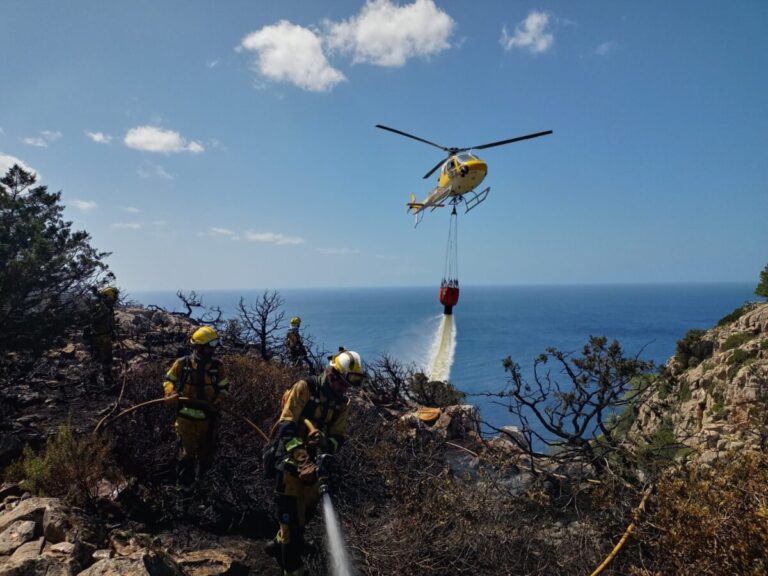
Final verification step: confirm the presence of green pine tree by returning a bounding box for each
[757,263,768,298]
[0,165,113,352]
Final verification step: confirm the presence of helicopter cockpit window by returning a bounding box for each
[444,159,455,173]
[457,153,474,162]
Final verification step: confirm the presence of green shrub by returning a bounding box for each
[636,418,683,473]
[678,380,692,402]
[760,339,768,351]
[675,329,713,368]
[655,376,673,401]
[716,304,753,327]
[4,424,113,507]
[709,401,726,420]
[721,332,754,352]
[727,349,753,368]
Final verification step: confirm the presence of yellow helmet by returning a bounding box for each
[190,326,219,347]
[330,349,364,385]
[290,316,301,328]
[100,287,119,302]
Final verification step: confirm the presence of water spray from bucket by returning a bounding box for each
[428,313,456,381]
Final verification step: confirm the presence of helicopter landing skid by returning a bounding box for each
[459,186,490,213]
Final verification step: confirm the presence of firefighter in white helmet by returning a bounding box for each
[162,326,230,487]
[266,347,365,576]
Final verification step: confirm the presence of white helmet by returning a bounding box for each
[329,349,364,385]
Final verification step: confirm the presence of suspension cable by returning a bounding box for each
[443,204,459,282]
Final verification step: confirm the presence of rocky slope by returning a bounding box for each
[631,301,768,463]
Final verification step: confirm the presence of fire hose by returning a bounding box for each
[589,485,654,576]
[93,395,270,443]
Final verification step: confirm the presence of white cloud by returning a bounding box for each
[120,206,142,214]
[86,131,113,144]
[316,247,360,255]
[124,125,205,154]
[22,130,62,147]
[207,58,221,69]
[239,20,346,92]
[70,199,97,212]
[244,231,304,245]
[0,153,38,178]
[595,41,617,56]
[202,227,239,240]
[137,161,174,180]
[111,222,143,229]
[326,0,454,67]
[501,11,554,54]
[0,127,5,136]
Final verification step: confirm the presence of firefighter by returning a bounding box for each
[267,348,364,576]
[87,286,119,386]
[162,326,230,487]
[285,316,312,371]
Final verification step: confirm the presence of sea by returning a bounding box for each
[131,283,755,431]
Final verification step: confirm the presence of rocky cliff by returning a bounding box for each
[630,301,768,463]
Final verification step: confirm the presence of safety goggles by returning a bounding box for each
[336,371,364,387]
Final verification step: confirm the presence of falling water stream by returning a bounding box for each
[428,314,457,382]
[322,493,355,576]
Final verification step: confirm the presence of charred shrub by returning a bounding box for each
[633,451,768,575]
[407,372,465,407]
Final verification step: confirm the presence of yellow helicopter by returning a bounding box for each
[376,124,552,225]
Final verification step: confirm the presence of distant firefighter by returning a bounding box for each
[162,326,230,488]
[86,286,119,386]
[285,316,312,371]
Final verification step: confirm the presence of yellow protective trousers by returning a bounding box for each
[275,471,320,574]
[175,415,218,466]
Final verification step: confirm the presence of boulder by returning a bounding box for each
[42,502,69,544]
[9,538,44,562]
[78,551,183,576]
[0,521,36,556]
[174,549,249,576]
[0,498,58,535]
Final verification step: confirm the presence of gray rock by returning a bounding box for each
[0,498,58,535]
[50,542,76,556]
[174,549,248,576]
[43,502,69,544]
[9,538,44,562]
[78,551,183,576]
[0,521,36,556]
[0,487,21,503]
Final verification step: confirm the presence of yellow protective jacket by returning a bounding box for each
[162,355,230,420]
[278,374,349,454]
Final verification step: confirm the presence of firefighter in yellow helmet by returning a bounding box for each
[284,316,312,371]
[266,348,364,576]
[162,326,230,487]
[86,286,119,386]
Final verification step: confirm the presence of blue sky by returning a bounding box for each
[2,1,766,292]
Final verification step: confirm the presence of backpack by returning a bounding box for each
[264,375,343,479]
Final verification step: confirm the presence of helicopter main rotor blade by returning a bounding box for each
[423,156,450,180]
[375,124,450,152]
[469,130,553,151]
